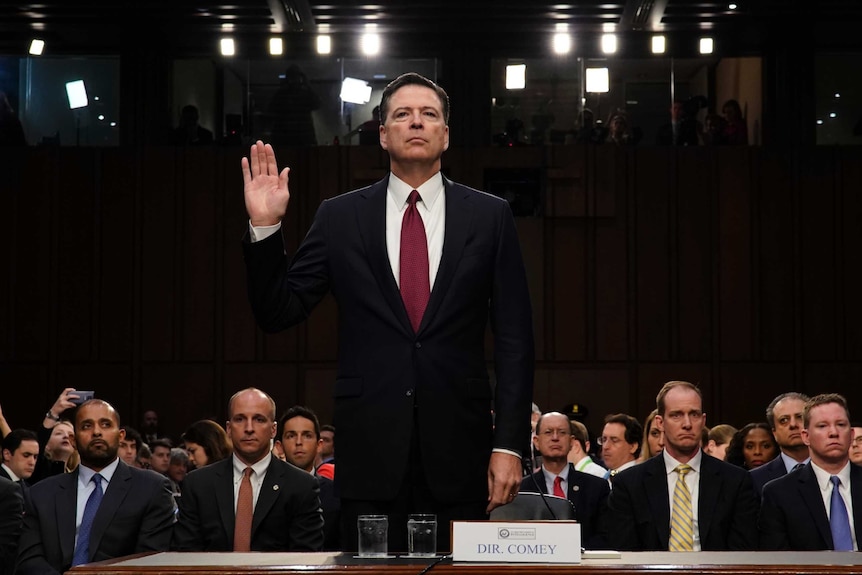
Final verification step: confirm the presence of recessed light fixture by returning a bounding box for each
[553,33,571,54]
[829,112,837,118]
[651,35,666,54]
[586,68,610,93]
[220,38,235,56]
[699,37,714,54]
[834,93,841,98]
[506,64,526,90]
[361,33,380,55]
[729,3,737,10]
[317,35,331,55]
[816,119,824,125]
[29,39,45,55]
[601,34,617,54]
[269,38,283,56]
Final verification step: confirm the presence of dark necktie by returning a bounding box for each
[553,475,566,498]
[234,467,253,551]
[830,475,853,551]
[73,473,104,566]
[792,462,805,472]
[400,190,430,332]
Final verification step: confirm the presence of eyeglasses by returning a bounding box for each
[665,410,704,423]
[597,436,623,446]
[540,429,571,438]
[852,437,862,446]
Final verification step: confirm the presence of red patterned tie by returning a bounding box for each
[553,475,566,498]
[400,190,430,332]
[233,467,253,551]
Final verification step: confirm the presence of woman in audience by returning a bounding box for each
[639,409,664,461]
[181,419,232,469]
[725,422,778,469]
[704,423,737,461]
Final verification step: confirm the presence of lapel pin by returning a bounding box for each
[572,485,580,492]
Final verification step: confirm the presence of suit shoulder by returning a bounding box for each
[271,458,317,484]
[571,468,610,491]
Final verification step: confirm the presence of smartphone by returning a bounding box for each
[70,390,95,405]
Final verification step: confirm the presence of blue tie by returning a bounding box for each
[829,475,853,551]
[73,473,104,566]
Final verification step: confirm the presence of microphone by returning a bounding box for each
[522,456,559,520]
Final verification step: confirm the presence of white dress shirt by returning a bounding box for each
[232,453,272,511]
[810,460,857,551]
[75,458,120,548]
[662,450,703,551]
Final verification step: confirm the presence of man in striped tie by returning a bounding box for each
[607,381,758,551]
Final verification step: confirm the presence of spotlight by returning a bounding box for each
[506,64,526,90]
[552,33,571,55]
[269,38,283,56]
[361,33,380,55]
[65,80,88,109]
[601,34,617,54]
[340,77,372,104]
[220,38,235,56]
[586,68,609,93]
[29,39,45,55]
[651,35,666,54]
[699,37,714,54]
[317,35,331,55]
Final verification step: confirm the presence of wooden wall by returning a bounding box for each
[2,144,861,438]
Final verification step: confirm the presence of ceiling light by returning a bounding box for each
[829,112,837,118]
[317,35,331,55]
[651,35,666,54]
[220,38,235,56]
[65,80,88,109]
[834,93,841,98]
[601,34,617,54]
[586,68,609,93]
[361,33,380,55]
[552,33,571,54]
[728,3,737,9]
[29,39,45,55]
[269,38,283,56]
[505,64,526,90]
[816,119,824,125]
[699,37,714,54]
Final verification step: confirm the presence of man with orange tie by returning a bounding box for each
[520,412,610,549]
[241,73,534,553]
[171,388,323,552]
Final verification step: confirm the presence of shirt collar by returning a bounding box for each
[663,449,703,475]
[780,451,810,473]
[78,458,120,487]
[541,465,569,486]
[1,464,20,482]
[810,460,852,491]
[233,452,272,477]
[389,172,444,213]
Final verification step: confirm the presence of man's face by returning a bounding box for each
[319,430,334,459]
[533,414,574,463]
[118,437,138,466]
[379,84,449,167]
[803,402,853,466]
[46,423,74,459]
[168,458,187,484]
[142,410,158,433]
[656,386,706,460]
[771,397,806,451]
[150,446,171,473]
[277,416,320,473]
[75,401,123,469]
[850,428,862,465]
[226,390,277,466]
[601,422,638,471]
[3,439,39,479]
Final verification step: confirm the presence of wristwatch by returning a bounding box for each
[45,410,61,422]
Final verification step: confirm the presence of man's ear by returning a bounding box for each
[1,448,9,464]
[379,125,388,150]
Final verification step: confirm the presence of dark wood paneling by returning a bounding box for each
[839,148,862,361]
[551,222,587,360]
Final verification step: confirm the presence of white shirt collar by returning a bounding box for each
[233,452,272,477]
[1,464,20,482]
[810,460,852,491]
[78,458,120,487]
[389,172,444,213]
[663,449,703,475]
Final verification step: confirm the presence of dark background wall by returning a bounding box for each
[2,144,861,438]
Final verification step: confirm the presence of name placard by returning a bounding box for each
[452,521,581,563]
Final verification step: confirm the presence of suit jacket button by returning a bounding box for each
[415,342,422,349]
[406,389,413,397]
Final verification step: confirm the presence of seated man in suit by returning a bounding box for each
[172,388,324,552]
[607,381,758,551]
[751,392,810,498]
[759,393,860,550]
[275,405,341,551]
[1,428,39,510]
[600,413,642,485]
[0,476,24,575]
[16,399,176,574]
[521,411,610,549]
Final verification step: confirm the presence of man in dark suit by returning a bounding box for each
[0,476,23,575]
[759,393,861,550]
[275,405,340,551]
[1,428,39,510]
[520,412,610,549]
[751,392,810,498]
[15,400,176,574]
[171,388,323,552]
[241,72,534,553]
[608,381,758,551]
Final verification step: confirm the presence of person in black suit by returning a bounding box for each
[171,388,323,552]
[1,428,39,510]
[759,393,861,550]
[241,72,534,553]
[0,476,23,575]
[607,381,758,551]
[520,412,610,549]
[275,405,341,551]
[15,399,176,575]
[750,392,810,498]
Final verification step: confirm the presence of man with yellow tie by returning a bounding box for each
[607,381,758,551]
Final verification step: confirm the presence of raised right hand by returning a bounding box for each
[241,140,291,227]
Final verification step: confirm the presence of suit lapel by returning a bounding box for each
[252,459,283,537]
[797,464,833,546]
[58,471,79,564]
[88,461,132,559]
[419,177,471,334]
[696,456,721,544]
[566,463,582,510]
[851,465,862,548]
[216,459,237,545]
[644,457,671,549]
[356,177,413,334]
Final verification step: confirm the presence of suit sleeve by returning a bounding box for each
[1,481,23,575]
[135,474,177,553]
[725,470,759,550]
[288,474,325,551]
[15,487,60,575]
[605,474,640,551]
[757,481,791,550]
[170,471,204,551]
[489,201,535,455]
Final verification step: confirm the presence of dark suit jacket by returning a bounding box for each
[15,460,176,575]
[750,455,788,499]
[607,452,758,551]
[520,463,610,549]
[317,474,341,551]
[243,175,535,503]
[758,462,862,550]
[0,477,23,575]
[0,467,31,512]
[171,456,324,551]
